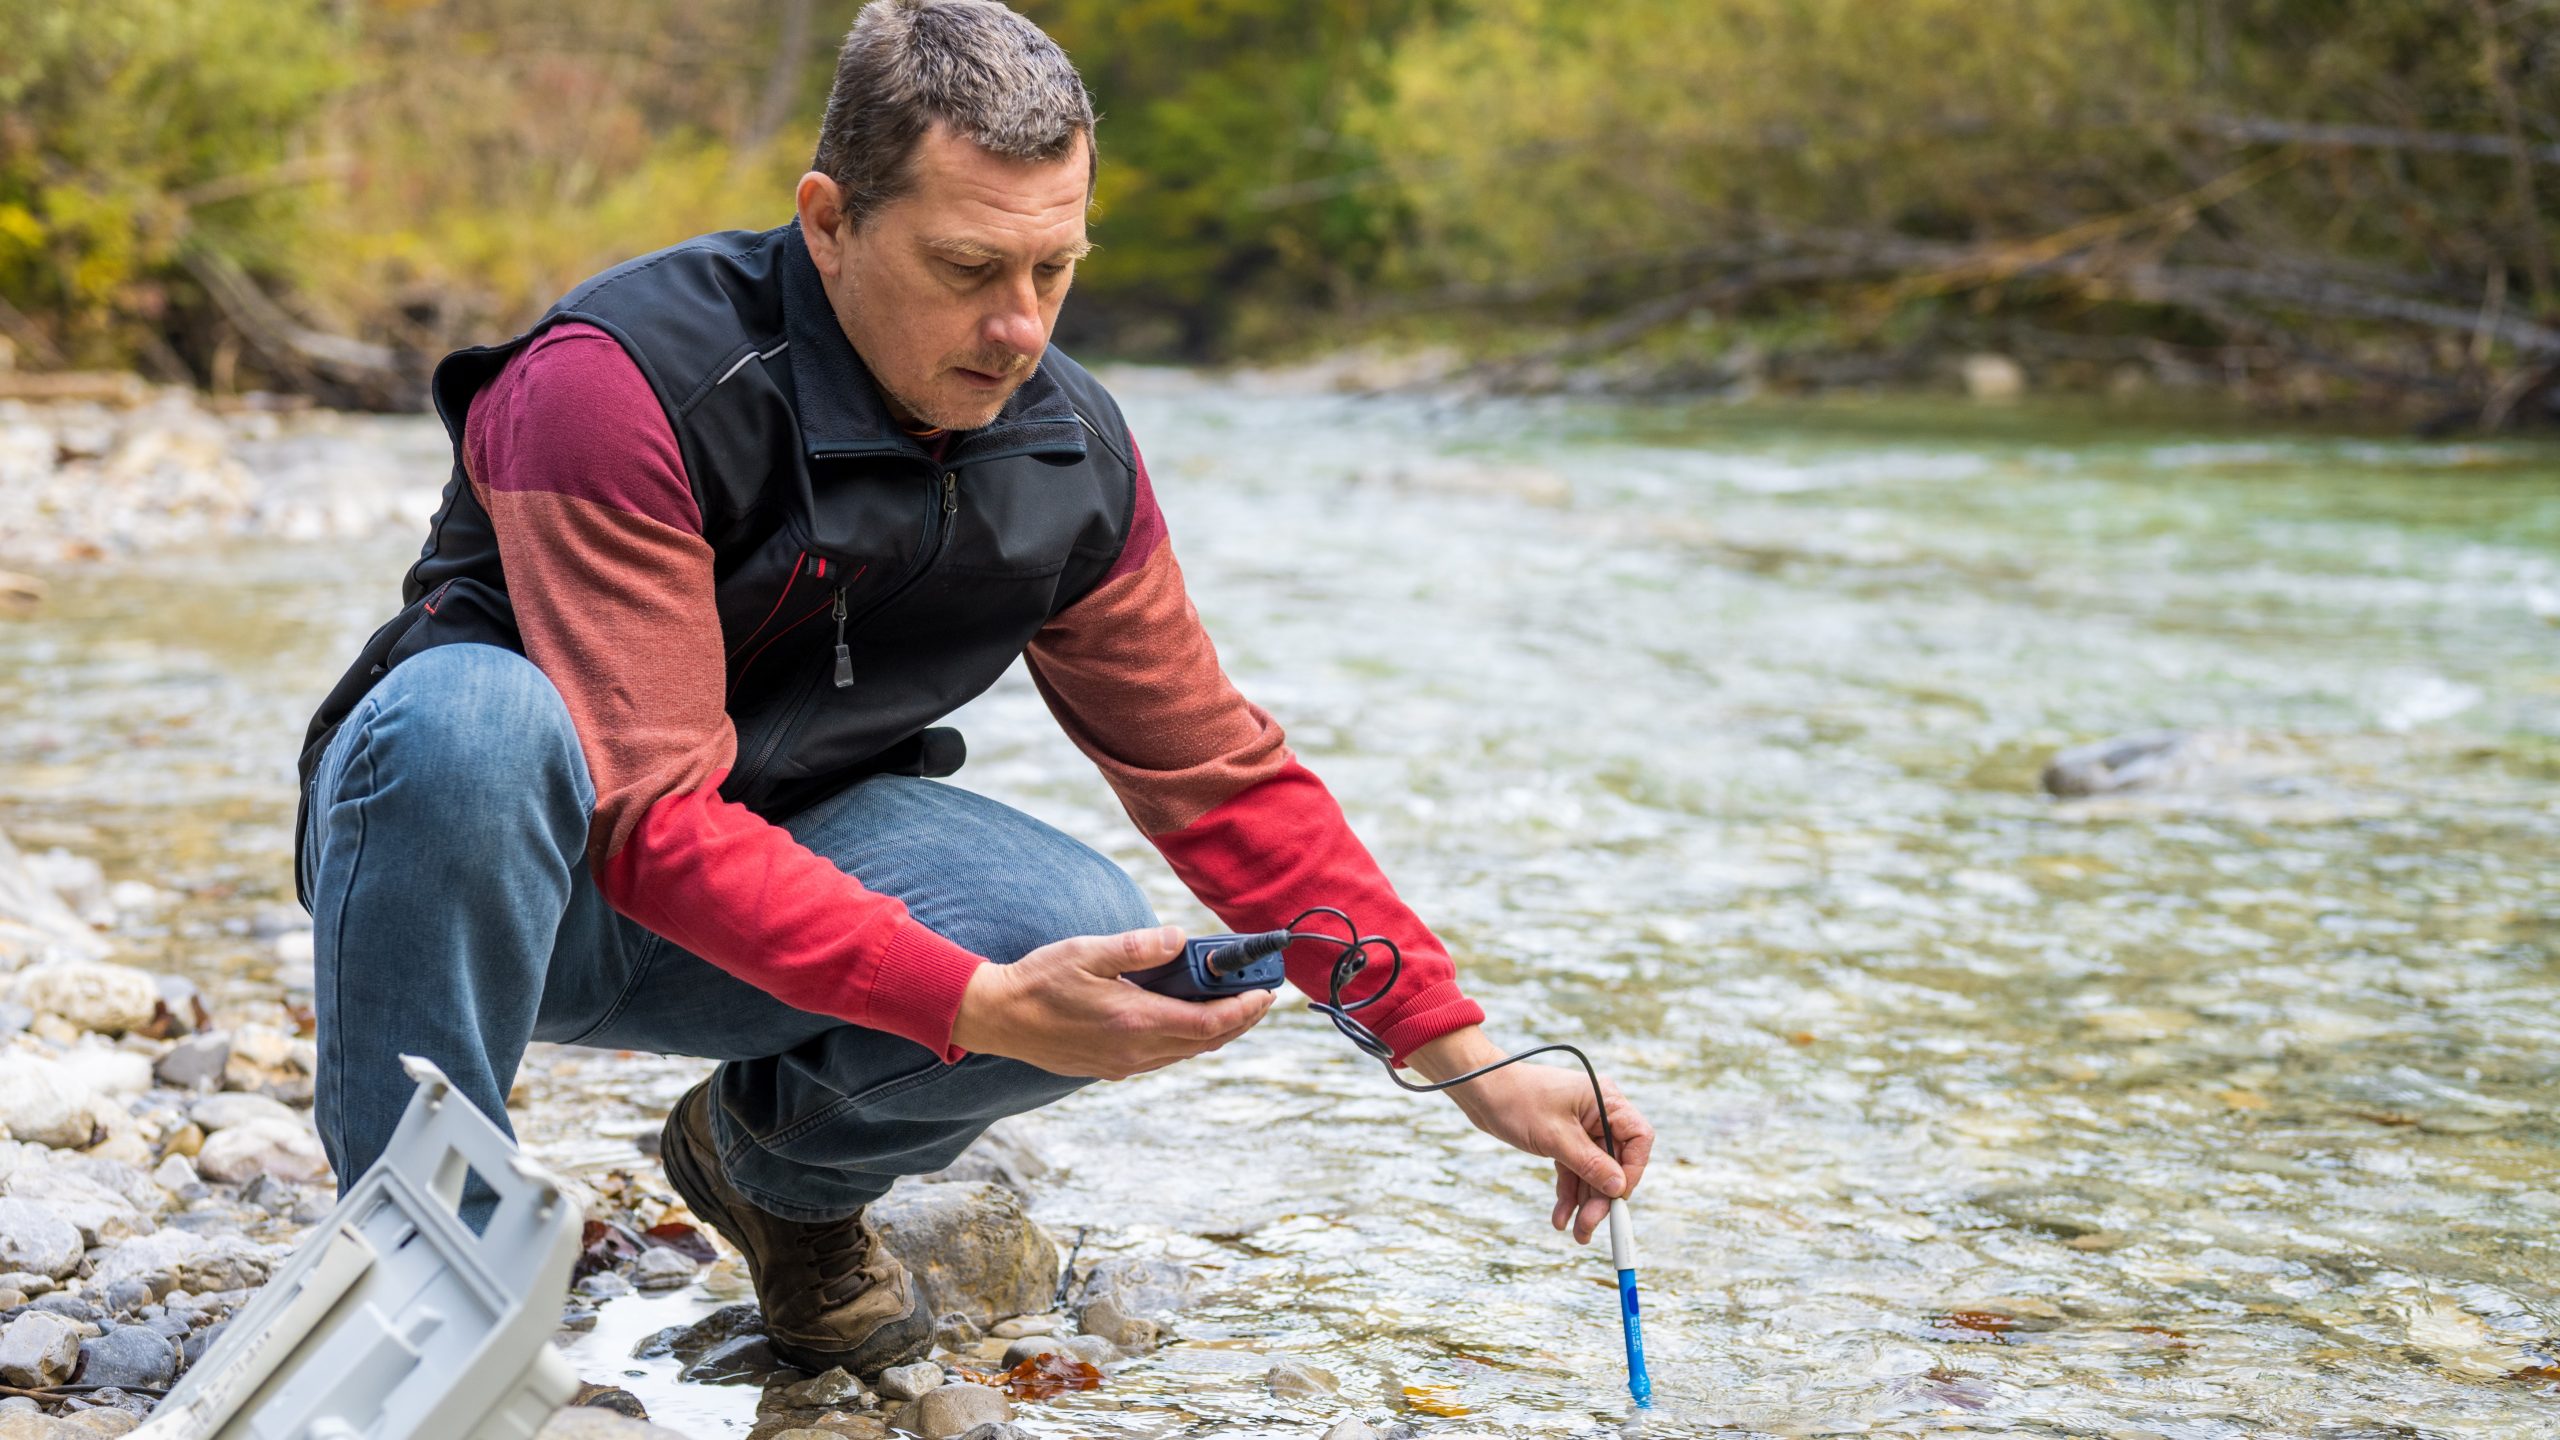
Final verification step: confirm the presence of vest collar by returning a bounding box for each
[780,225,1087,469]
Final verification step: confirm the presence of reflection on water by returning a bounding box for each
[4,378,2557,1436]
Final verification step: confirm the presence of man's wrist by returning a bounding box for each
[947,959,1011,1056]
[1406,1024,1506,1087]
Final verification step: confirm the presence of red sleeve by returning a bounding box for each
[463,324,984,1058]
[1023,436,1484,1060]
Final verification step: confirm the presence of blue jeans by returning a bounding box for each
[300,643,1150,1221]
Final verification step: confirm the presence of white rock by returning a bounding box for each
[227,1024,296,1071]
[152,1154,199,1193]
[189,1092,298,1132]
[11,962,161,1035]
[86,1227,206,1286]
[0,1055,101,1148]
[57,1045,152,1098]
[195,1118,329,1186]
[1321,1422,1384,1440]
[2,1168,148,1244]
[0,1309,78,1386]
[0,1198,82,1278]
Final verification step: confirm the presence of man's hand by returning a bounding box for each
[951,925,1274,1080]
[1409,1026,1656,1245]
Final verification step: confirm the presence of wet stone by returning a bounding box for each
[1063,1334,1115,1367]
[912,1382,1007,1439]
[574,1271,630,1300]
[875,1361,943,1402]
[568,1382,648,1417]
[999,1334,1066,1368]
[986,1314,1056,1339]
[633,1301,762,1363]
[77,1326,176,1389]
[630,1246,698,1290]
[1267,1358,1340,1398]
[775,1366,869,1408]
[1320,1423,1384,1440]
[680,1333,798,1386]
[867,1182,1056,1331]
[532,1409,693,1440]
[954,1427,1027,1440]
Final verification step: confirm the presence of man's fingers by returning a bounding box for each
[1551,1164,1575,1233]
[1557,1126,1628,1201]
[1574,1193,1609,1245]
[1079,925,1186,976]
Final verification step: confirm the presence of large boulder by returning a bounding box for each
[916,1120,1050,1196]
[868,1182,1055,1331]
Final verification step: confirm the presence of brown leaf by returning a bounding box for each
[995,1352,1103,1400]
[642,1221,716,1264]
[1401,1385,1470,1416]
[1930,1309,2020,1341]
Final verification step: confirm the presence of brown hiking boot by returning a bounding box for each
[658,1080,932,1379]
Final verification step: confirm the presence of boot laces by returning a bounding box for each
[808,1218,877,1309]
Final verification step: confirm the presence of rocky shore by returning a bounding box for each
[0,386,443,575]
[0,830,1403,1440]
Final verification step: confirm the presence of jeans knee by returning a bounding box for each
[339,645,591,829]
[1044,850,1157,945]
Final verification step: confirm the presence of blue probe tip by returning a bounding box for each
[1617,1268,1652,1409]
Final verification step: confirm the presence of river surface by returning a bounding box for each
[4,375,2558,1438]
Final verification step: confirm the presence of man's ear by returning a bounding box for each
[796,172,849,280]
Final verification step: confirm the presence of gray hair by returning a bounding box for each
[813,0,1097,226]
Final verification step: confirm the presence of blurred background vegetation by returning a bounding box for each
[2,0,2557,424]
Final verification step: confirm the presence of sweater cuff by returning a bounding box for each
[857,919,987,1062]
[1367,984,1488,1066]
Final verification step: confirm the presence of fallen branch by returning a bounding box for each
[179,245,414,407]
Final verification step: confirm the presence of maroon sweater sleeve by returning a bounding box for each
[1024,437,1485,1060]
[463,324,985,1058]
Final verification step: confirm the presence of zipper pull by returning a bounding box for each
[942,473,957,515]
[829,587,853,689]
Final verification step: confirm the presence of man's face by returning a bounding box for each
[797,124,1090,432]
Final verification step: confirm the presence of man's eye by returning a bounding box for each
[1037,263,1067,278]
[945,260,989,277]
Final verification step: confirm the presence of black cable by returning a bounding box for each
[1284,905,1621,1166]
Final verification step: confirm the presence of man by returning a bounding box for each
[297,0,1654,1381]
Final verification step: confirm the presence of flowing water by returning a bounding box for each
[4,376,2558,1438]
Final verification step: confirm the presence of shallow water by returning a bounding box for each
[4,379,2558,1437]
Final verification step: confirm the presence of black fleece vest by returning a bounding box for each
[296,223,1139,903]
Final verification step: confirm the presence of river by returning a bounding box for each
[4,373,2557,1438]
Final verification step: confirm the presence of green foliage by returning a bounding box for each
[1021,0,1439,351]
[0,0,349,363]
[3,0,2554,403]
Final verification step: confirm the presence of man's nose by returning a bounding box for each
[981,275,1046,359]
